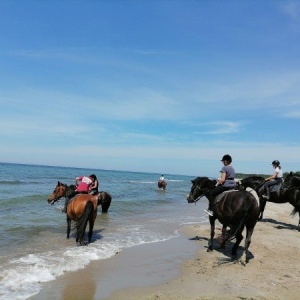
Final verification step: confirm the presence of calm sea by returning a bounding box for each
[0,163,207,299]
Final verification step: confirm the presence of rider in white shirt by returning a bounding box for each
[159,175,165,181]
[262,160,283,199]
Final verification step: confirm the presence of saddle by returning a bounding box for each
[214,189,238,205]
[270,183,282,193]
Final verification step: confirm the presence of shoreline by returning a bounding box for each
[31,202,300,300]
[110,202,300,300]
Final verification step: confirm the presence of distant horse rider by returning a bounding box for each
[205,154,236,216]
[262,160,283,199]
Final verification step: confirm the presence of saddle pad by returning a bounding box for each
[214,189,238,204]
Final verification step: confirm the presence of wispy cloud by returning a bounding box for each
[282,111,300,118]
[194,121,242,135]
[280,1,300,20]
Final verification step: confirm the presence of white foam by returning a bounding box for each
[0,225,178,300]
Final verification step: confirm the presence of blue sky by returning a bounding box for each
[0,1,300,176]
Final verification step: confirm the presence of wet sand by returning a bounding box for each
[32,202,300,300]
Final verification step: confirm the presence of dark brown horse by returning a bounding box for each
[47,181,112,213]
[239,174,300,226]
[187,177,260,264]
[65,193,104,245]
[158,180,167,190]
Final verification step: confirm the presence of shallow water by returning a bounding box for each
[0,163,207,299]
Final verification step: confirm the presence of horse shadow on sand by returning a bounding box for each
[259,218,299,231]
[189,234,255,265]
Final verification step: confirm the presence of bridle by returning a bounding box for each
[190,185,205,205]
[50,185,67,204]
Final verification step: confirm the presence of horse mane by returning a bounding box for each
[192,176,209,185]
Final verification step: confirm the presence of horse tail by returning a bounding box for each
[77,201,94,242]
[291,207,299,217]
[225,216,247,243]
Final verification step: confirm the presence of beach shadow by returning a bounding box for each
[189,235,209,242]
[260,218,299,231]
[189,235,254,264]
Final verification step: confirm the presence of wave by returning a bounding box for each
[0,180,25,185]
[0,228,178,300]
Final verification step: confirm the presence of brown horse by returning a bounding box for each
[65,193,103,245]
[158,180,167,190]
[187,177,260,264]
[47,181,112,213]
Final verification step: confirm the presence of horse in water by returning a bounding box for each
[187,177,260,264]
[47,181,112,213]
[239,174,300,226]
[158,180,167,190]
[65,193,105,245]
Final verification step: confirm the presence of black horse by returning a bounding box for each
[187,177,260,264]
[239,174,300,226]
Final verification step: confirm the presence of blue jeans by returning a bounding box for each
[264,178,283,194]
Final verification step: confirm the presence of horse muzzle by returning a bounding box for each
[187,194,196,203]
[47,198,57,205]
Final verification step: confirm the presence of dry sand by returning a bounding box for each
[32,202,300,300]
[110,202,300,300]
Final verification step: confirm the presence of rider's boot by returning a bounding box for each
[262,189,270,199]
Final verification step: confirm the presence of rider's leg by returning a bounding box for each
[206,186,225,215]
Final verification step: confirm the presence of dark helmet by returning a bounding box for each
[271,160,280,166]
[221,154,232,163]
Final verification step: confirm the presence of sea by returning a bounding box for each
[0,162,208,300]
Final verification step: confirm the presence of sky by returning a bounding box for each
[0,0,300,177]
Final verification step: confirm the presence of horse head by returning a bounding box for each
[47,181,67,205]
[284,172,300,189]
[187,177,215,203]
[97,191,112,212]
[240,176,265,191]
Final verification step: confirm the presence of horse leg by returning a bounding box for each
[207,217,215,252]
[259,197,266,220]
[66,216,71,239]
[87,215,95,243]
[219,225,227,249]
[231,226,244,256]
[240,227,254,265]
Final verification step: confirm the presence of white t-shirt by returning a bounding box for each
[275,167,283,178]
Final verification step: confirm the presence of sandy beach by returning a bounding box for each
[32,202,300,300]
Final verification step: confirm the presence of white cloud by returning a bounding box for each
[282,110,300,118]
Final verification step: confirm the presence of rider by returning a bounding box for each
[75,175,94,193]
[262,160,283,199]
[159,174,165,181]
[89,174,99,195]
[205,154,236,216]
[62,175,95,213]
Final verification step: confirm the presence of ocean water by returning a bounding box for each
[0,163,207,299]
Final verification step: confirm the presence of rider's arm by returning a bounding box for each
[265,171,278,181]
[217,172,226,185]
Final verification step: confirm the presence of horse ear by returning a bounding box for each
[290,171,293,175]
[58,181,60,185]
[191,180,195,184]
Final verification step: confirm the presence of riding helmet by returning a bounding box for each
[271,160,280,166]
[221,154,232,163]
